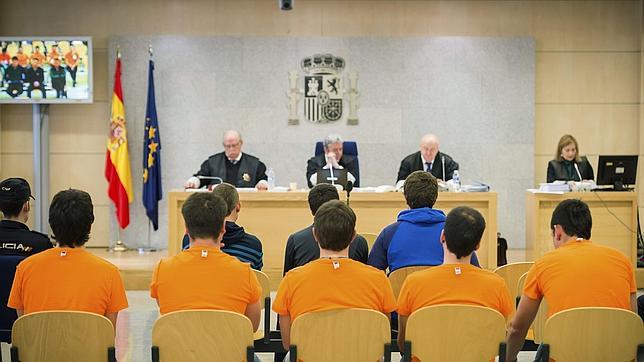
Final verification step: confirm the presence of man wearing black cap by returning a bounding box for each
[0,178,52,256]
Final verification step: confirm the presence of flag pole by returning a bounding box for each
[113,227,128,252]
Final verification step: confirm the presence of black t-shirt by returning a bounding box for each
[0,220,52,257]
[283,225,369,275]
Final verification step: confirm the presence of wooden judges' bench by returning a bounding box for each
[526,191,641,284]
[169,190,498,289]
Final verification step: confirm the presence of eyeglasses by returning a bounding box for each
[223,142,241,149]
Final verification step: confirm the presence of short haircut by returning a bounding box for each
[550,199,592,240]
[404,170,438,209]
[182,192,228,240]
[11,56,17,61]
[444,206,486,259]
[49,189,94,247]
[307,184,339,215]
[313,200,356,252]
[0,199,23,218]
[211,183,239,216]
[323,134,343,149]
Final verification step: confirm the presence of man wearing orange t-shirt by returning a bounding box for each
[8,189,128,329]
[506,199,637,361]
[150,192,262,331]
[273,200,397,350]
[397,206,514,353]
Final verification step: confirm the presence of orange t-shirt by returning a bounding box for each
[8,247,128,315]
[272,258,396,321]
[150,246,261,315]
[64,51,79,67]
[523,239,636,317]
[397,264,514,318]
[16,53,28,67]
[31,52,45,65]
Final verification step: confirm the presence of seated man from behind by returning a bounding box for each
[151,192,261,331]
[396,206,514,352]
[181,183,263,270]
[273,200,396,350]
[368,170,479,273]
[0,178,52,257]
[8,189,128,329]
[506,199,637,361]
[283,183,368,275]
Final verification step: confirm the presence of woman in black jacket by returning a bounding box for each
[547,134,594,183]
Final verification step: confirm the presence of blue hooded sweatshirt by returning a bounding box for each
[367,207,480,272]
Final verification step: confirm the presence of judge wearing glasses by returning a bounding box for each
[184,130,269,190]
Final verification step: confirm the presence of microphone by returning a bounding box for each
[441,155,446,181]
[345,181,353,206]
[573,163,583,182]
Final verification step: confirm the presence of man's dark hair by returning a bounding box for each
[0,199,23,218]
[211,183,239,216]
[49,189,94,247]
[313,200,356,251]
[182,192,228,240]
[308,184,339,215]
[11,56,17,61]
[403,170,438,209]
[550,199,592,240]
[444,206,486,259]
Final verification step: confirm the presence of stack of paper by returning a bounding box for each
[539,182,570,192]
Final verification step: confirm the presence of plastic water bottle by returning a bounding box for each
[452,170,461,192]
[267,167,275,190]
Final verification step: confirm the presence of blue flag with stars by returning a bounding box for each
[142,58,162,230]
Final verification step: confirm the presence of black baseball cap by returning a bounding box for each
[0,178,34,204]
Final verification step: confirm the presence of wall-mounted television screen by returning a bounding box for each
[0,37,92,104]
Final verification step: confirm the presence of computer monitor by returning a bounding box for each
[316,168,348,189]
[596,155,638,191]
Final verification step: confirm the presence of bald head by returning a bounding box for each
[420,134,440,162]
[222,130,243,160]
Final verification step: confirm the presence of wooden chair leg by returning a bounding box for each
[151,345,160,362]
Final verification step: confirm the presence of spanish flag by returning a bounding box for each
[104,52,133,229]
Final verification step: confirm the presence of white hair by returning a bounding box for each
[323,134,343,148]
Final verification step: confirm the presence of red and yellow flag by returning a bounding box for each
[104,53,133,229]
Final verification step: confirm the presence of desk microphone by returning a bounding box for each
[346,181,354,207]
[441,156,446,181]
[573,163,583,182]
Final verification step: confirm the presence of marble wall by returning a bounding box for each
[109,36,534,250]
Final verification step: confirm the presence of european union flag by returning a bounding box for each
[142,58,162,230]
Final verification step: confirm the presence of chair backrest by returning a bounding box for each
[152,309,254,362]
[253,269,270,300]
[493,262,534,299]
[388,266,432,299]
[359,232,378,251]
[314,141,358,157]
[516,271,548,343]
[543,307,644,362]
[406,304,507,362]
[12,311,115,362]
[291,308,390,362]
[252,269,271,342]
[0,254,25,342]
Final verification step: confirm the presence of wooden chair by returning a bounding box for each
[388,266,432,299]
[253,269,271,343]
[403,304,507,362]
[151,310,254,362]
[537,307,644,362]
[359,232,378,251]
[289,308,391,362]
[517,271,548,343]
[493,261,534,302]
[10,311,116,362]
